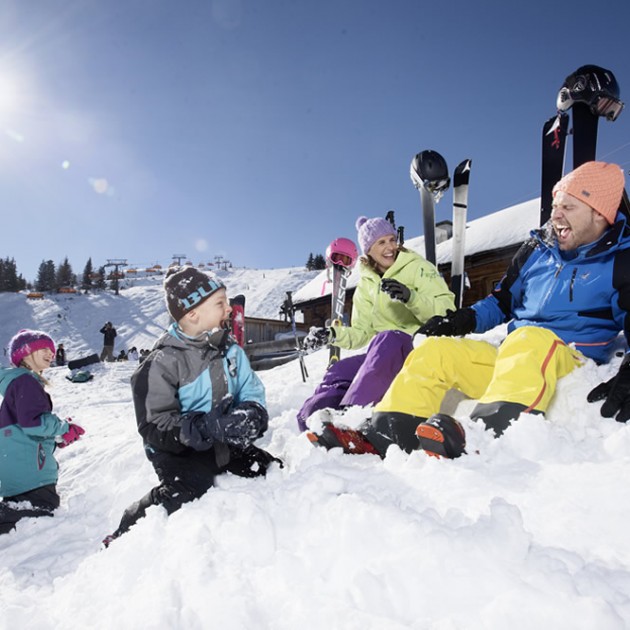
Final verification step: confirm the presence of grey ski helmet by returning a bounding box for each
[557,65,624,121]
[410,150,450,198]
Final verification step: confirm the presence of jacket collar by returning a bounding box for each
[533,214,630,261]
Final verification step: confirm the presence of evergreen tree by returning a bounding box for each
[306,253,315,271]
[313,254,326,270]
[81,258,94,292]
[35,260,56,292]
[0,257,26,291]
[94,266,107,290]
[56,257,76,290]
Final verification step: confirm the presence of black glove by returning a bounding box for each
[381,279,411,303]
[180,395,234,450]
[181,395,267,450]
[587,354,630,422]
[302,326,332,352]
[227,444,284,478]
[217,401,269,448]
[418,308,477,337]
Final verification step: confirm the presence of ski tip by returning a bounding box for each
[455,158,472,173]
[453,159,472,187]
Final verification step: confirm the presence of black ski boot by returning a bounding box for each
[415,414,466,459]
[470,401,543,437]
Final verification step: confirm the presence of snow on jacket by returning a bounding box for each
[472,218,630,363]
[131,324,267,456]
[333,249,455,350]
[0,368,68,497]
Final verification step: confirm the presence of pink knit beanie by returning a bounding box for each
[9,329,55,367]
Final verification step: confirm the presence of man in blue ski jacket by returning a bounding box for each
[356,161,630,459]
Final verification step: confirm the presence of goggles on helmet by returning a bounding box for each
[328,252,354,268]
[424,178,450,195]
[557,86,624,122]
[592,94,624,122]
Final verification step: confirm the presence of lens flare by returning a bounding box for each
[89,177,109,194]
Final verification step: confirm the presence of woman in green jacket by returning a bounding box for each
[298,215,455,434]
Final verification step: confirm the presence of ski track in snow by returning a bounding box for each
[1,270,630,629]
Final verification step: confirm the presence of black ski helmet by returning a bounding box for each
[557,65,624,121]
[410,150,450,196]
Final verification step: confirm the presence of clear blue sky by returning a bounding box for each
[1,0,630,282]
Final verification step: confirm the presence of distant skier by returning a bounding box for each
[300,214,454,433]
[55,343,66,367]
[99,322,117,362]
[0,330,85,535]
[313,161,630,459]
[103,267,280,546]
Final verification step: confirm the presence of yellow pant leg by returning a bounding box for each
[479,326,584,412]
[374,337,498,418]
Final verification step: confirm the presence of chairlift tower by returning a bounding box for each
[103,259,128,296]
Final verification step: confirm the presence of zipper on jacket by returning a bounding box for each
[540,263,564,313]
[569,268,577,302]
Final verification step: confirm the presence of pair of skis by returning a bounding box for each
[540,65,627,227]
[411,152,472,307]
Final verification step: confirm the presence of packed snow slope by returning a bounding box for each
[0,267,316,359]
[1,266,630,629]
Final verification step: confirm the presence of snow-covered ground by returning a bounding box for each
[1,269,630,629]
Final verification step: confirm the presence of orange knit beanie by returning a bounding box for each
[553,161,625,224]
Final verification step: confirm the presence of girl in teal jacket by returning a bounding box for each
[298,215,455,431]
[0,330,84,535]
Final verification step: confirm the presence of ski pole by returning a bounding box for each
[285,291,308,382]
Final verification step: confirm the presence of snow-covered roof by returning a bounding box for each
[293,198,540,304]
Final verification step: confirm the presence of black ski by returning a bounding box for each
[410,150,450,266]
[451,159,472,308]
[540,113,569,226]
[571,102,598,168]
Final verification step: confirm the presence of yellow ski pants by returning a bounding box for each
[374,326,584,418]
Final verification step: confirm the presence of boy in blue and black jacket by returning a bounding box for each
[104,267,279,545]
